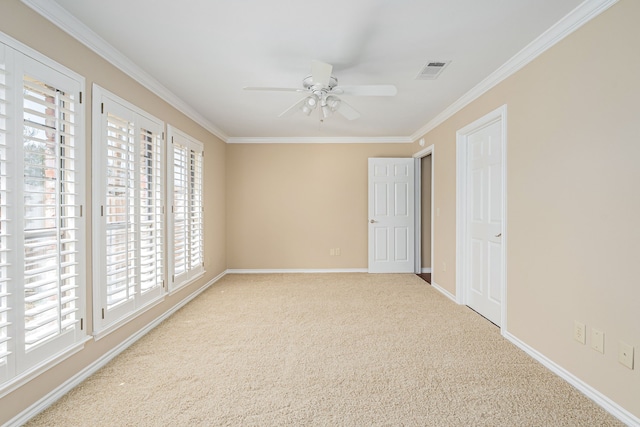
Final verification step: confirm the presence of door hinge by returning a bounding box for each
[101,102,104,114]
[101,308,105,319]
[101,205,104,216]
[162,131,165,140]
[80,205,83,217]
[80,318,84,330]
[172,275,175,282]
[162,279,165,288]
[79,92,83,104]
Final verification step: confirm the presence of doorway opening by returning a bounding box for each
[413,144,434,284]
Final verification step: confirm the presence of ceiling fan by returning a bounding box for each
[244,60,397,121]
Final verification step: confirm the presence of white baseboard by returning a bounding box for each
[429,281,457,303]
[503,331,640,427]
[6,271,228,427]
[226,268,368,274]
[421,267,432,273]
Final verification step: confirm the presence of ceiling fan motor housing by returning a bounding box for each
[303,75,338,91]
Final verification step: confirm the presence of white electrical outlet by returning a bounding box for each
[619,342,634,370]
[591,329,604,353]
[574,321,586,344]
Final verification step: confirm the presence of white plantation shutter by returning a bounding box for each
[93,85,164,334]
[172,143,188,277]
[22,75,81,353]
[189,149,204,270]
[0,40,86,386]
[104,107,136,316]
[139,125,164,295]
[0,44,10,383]
[168,126,204,290]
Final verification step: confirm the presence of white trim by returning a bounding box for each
[504,332,640,427]
[456,105,508,329]
[20,0,228,142]
[5,271,227,427]
[421,268,432,274]
[226,136,413,144]
[430,281,457,303]
[226,268,368,274]
[414,158,421,273]
[409,0,619,141]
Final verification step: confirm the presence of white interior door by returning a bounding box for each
[368,158,415,273]
[464,120,503,325]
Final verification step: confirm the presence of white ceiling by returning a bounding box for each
[37,0,586,142]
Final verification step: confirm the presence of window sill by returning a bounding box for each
[92,295,165,341]
[0,335,92,399]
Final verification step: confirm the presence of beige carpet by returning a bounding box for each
[26,274,621,426]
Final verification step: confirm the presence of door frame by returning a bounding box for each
[412,144,434,275]
[455,105,507,329]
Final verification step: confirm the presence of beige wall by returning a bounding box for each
[420,155,432,269]
[226,143,416,269]
[0,1,226,424]
[2,0,639,423]
[421,0,639,418]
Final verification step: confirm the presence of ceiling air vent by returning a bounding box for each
[416,60,451,80]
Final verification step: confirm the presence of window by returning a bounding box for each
[0,40,86,387]
[167,126,204,291]
[92,85,164,336]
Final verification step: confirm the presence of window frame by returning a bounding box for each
[91,84,165,339]
[0,33,88,395]
[166,125,204,292]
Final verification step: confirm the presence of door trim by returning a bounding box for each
[413,144,434,275]
[455,105,507,330]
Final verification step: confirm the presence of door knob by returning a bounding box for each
[495,233,502,237]
[370,219,376,223]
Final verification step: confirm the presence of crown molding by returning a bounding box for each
[21,0,617,145]
[226,136,413,144]
[410,0,619,141]
[21,0,230,143]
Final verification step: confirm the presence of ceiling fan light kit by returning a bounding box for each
[244,60,397,122]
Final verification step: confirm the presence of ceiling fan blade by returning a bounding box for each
[311,60,333,87]
[244,86,304,92]
[336,98,360,121]
[333,85,397,96]
[278,96,308,117]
